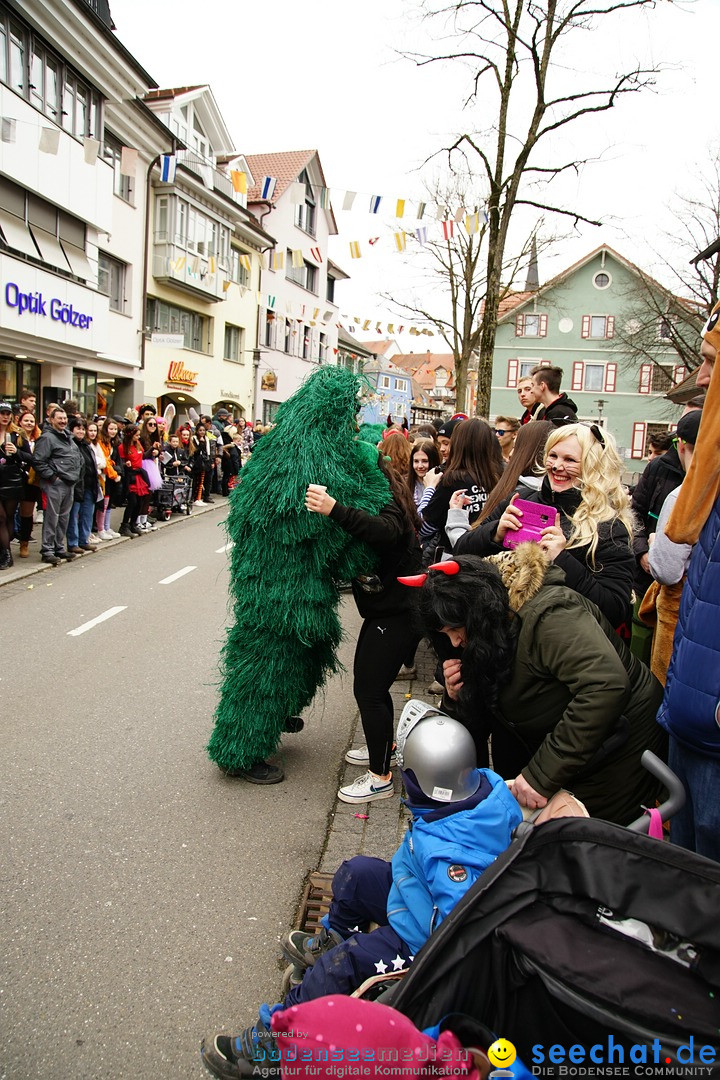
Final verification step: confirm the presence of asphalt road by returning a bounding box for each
[1,509,361,1079]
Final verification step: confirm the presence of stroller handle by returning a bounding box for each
[626,750,686,832]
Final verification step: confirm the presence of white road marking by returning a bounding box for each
[159,565,197,585]
[215,541,234,554]
[67,606,127,637]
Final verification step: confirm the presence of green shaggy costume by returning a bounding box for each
[208,366,391,771]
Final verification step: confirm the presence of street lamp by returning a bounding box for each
[595,399,607,424]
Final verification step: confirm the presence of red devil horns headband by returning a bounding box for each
[397,560,460,587]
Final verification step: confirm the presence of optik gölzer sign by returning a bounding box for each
[4,282,94,329]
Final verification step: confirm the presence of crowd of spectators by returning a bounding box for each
[0,393,268,569]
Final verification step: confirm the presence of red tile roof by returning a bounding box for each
[245,150,319,203]
[390,352,455,375]
[361,340,396,357]
[146,86,206,100]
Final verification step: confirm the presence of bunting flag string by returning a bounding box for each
[370,195,382,214]
[231,169,248,194]
[261,176,278,200]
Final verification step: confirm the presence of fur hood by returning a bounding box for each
[486,542,551,612]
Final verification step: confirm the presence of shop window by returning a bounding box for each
[73,370,98,418]
[146,298,208,353]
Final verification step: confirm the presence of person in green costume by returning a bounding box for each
[208,366,397,784]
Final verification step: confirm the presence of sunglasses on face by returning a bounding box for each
[495,429,508,436]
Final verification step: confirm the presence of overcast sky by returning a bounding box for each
[113,0,720,345]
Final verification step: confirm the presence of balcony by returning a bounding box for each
[152,244,228,303]
[176,151,235,201]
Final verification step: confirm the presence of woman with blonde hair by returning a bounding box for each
[454,423,634,631]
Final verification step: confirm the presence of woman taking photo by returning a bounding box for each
[305,457,421,804]
[421,418,503,551]
[15,410,42,558]
[454,423,634,631]
[415,551,665,825]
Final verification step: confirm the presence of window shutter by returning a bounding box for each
[638,364,652,394]
[604,363,617,392]
[673,364,687,385]
[581,315,591,338]
[606,315,615,339]
[571,361,584,391]
[539,314,548,337]
[515,313,524,336]
[631,422,647,459]
[507,359,519,388]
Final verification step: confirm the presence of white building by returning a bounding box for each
[142,86,274,423]
[245,151,346,422]
[0,0,171,417]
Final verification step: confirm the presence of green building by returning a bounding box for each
[489,245,695,473]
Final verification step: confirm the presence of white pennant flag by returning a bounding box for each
[39,127,60,154]
[289,181,305,204]
[1,117,17,143]
[120,146,138,178]
[342,191,357,211]
[83,137,100,164]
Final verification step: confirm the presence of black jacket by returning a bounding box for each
[0,432,30,496]
[329,499,421,618]
[536,393,578,427]
[422,471,489,549]
[630,448,684,591]
[164,446,190,476]
[454,476,634,628]
[73,439,100,502]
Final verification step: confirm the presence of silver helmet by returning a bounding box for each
[396,698,478,803]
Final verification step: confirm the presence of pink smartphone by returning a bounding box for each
[503,499,555,550]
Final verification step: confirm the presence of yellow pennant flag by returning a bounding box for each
[349,241,361,259]
[362,320,371,331]
[174,256,186,272]
[396,199,405,218]
[388,324,394,334]
[222,280,232,292]
[272,251,285,271]
[231,170,247,193]
[465,213,480,234]
[291,249,304,268]
[239,254,252,272]
[208,256,216,273]
[394,231,407,252]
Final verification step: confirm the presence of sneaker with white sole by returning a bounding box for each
[344,745,396,766]
[109,529,121,539]
[338,770,394,804]
[98,530,114,540]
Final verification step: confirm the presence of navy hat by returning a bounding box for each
[436,418,464,440]
[0,401,12,412]
[676,409,702,445]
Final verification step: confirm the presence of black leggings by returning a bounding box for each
[353,613,414,775]
[0,496,18,548]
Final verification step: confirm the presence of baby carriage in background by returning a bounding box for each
[383,753,720,1073]
[153,474,192,520]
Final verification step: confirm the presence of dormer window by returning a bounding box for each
[294,170,316,236]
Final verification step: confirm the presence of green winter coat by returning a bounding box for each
[495,561,666,825]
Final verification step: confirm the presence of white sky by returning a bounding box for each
[112,0,720,349]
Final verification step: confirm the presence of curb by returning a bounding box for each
[0,497,229,590]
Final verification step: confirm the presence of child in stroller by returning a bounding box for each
[201,707,523,1079]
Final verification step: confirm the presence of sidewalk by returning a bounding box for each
[318,636,442,875]
[0,496,229,589]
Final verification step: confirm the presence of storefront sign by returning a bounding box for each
[4,282,93,329]
[166,361,198,389]
[152,333,185,347]
[220,389,240,399]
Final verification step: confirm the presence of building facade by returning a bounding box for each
[0,0,170,418]
[489,246,690,471]
[143,86,273,425]
[245,151,343,424]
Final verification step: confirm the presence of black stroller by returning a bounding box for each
[388,759,720,1075]
[153,474,192,519]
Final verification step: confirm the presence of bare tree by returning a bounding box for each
[407,0,662,415]
[616,152,720,378]
[380,178,548,413]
